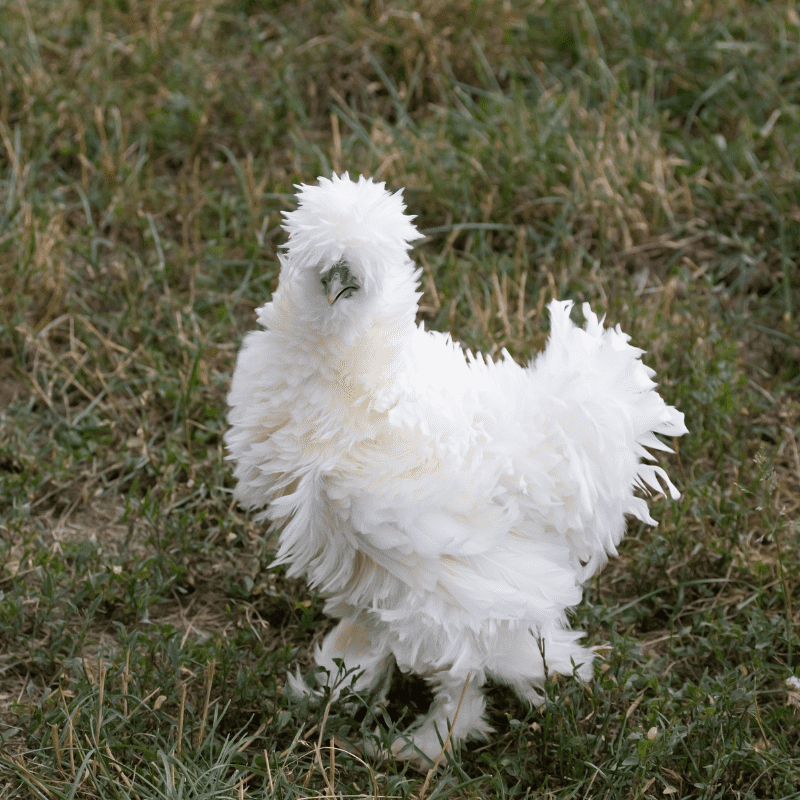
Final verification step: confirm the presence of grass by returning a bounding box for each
[1,0,799,796]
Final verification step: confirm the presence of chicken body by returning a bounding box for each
[225,174,687,763]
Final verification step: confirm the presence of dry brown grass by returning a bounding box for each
[1,0,799,795]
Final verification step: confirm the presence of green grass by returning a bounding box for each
[1,0,799,796]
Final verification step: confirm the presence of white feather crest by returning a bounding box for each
[281,173,423,281]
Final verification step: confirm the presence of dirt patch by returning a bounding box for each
[49,497,142,554]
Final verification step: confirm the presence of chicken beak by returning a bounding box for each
[326,273,346,305]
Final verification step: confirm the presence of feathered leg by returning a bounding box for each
[287,610,394,703]
[392,672,493,766]
[488,624,595,708]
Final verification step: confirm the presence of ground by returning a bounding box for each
[1,0,799,797]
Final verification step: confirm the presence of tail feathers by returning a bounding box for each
[529,300,687,576]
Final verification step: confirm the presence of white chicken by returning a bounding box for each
[225,173,687,764]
